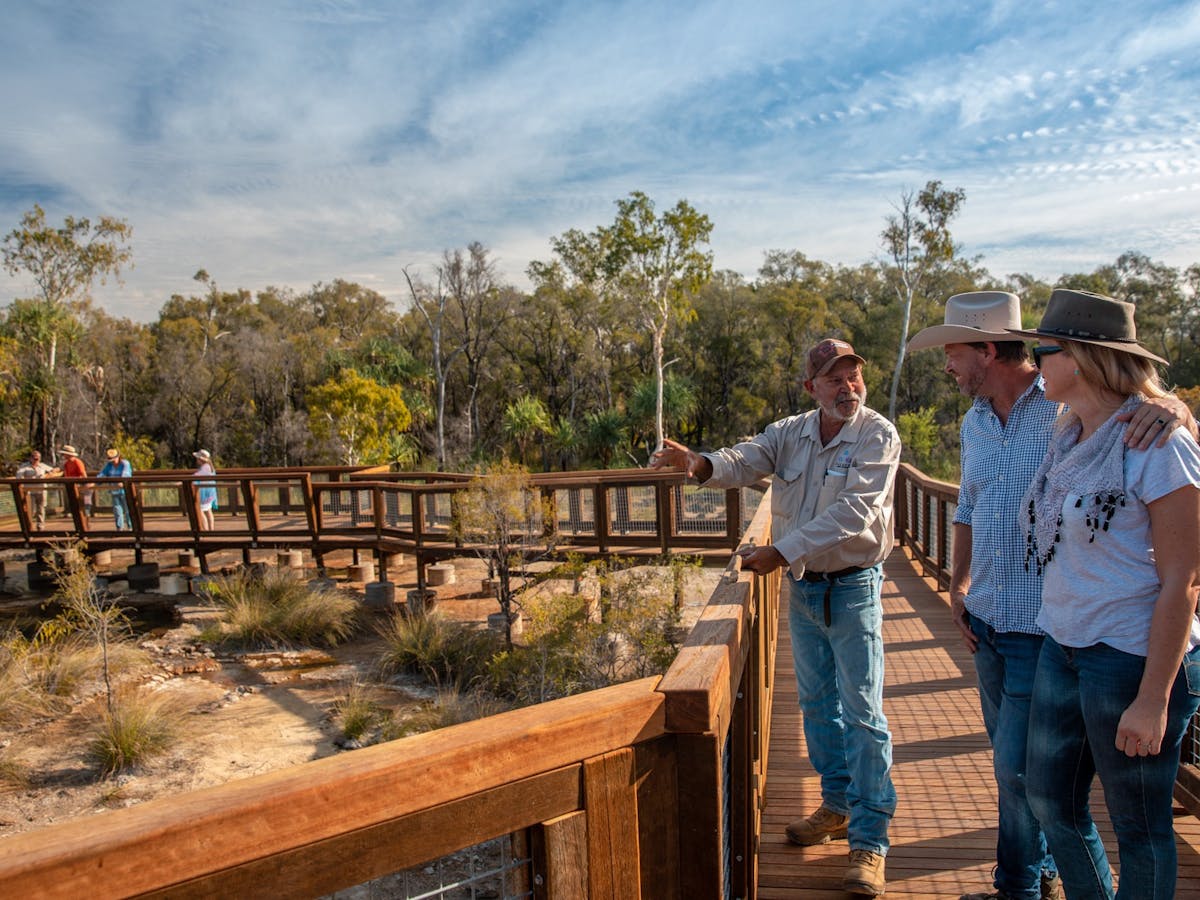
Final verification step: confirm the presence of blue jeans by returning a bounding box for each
[788,565,895,853]
[111,492,130,530]
[1027,638,1200,900]
[969,613,1054,900]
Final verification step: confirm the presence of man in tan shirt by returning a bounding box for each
[652,338,899,897]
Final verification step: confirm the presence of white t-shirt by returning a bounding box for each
[1038,427,1200,656]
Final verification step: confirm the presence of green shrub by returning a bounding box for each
[86,687,178,776]
[204,568,362,648]
[375,612,497,689]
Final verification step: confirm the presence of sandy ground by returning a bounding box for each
[0,548,719,847]
[0,549,490,839]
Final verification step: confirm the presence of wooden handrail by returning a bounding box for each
[0,474,780,899]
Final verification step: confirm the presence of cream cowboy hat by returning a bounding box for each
[59,444,79,457]
[907,291,1023,352]
[1006,288,1167,364]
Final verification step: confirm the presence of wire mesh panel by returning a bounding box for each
[321,485,377,529]
[324,834,532,900]
[675,484,729,536]
[552,486,595,537]
[420,492,455,537]
[607,484,657,536]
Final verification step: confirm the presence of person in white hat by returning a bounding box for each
[652,337,898,896]
[192,450,217,531]
[97,447,133,530]
[907,291,1193,900]
[58,445,91,518]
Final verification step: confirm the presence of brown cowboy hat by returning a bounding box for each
[1006,288,1167,364]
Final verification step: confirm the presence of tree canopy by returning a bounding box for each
[2,195,1198,480]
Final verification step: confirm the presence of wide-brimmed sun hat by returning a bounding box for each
[1006,288,1167,364]
[907,291,1023,351]
[193,449,211,462]
[105,448,120,460]
[59,444,78,457]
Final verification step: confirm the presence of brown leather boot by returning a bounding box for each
[784,805,849,845]
[843,849,886,896]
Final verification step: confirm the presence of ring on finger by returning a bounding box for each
[1155,417,1167,425]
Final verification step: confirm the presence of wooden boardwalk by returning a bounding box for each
[758,547,1200,898]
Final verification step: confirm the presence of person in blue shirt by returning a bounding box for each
[97,448,133,530]
[907,292,1192,900]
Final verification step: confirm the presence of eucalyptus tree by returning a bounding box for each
[502,268,607,436]
[548,192,713,453]
[680,270,767,447]
[403,265,462,469]
[754,251,839,419]
[1,205,132,452]
[880,181,966,421]
[439,242,513,453]
[146,272,258,462]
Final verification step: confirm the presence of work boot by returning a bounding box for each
[1041,872,1063,900]
[960,871,1062,900]
[784,805,848,846]
[843,849,886,896]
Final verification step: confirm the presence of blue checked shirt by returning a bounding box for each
[953,377,1059,634]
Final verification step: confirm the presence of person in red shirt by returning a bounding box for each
[58,444,90,519]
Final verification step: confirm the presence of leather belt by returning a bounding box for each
[800,566,867,627]
[801,566,866,583]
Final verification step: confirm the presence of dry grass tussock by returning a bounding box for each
[200,568,363,648]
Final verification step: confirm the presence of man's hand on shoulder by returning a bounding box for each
[1120,395,1198,449]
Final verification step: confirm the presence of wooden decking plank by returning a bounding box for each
[757,547,1200,897]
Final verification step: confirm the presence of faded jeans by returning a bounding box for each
[111,491,130,530]
[968,613,1055,900]
[788,565,895,854]
[1027,638,1200,900]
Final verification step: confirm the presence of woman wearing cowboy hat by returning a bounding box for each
[1011,289,1200,900]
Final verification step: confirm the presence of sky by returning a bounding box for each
[2,0,1199,322]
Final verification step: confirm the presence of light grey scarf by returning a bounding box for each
[1021,395,1139,574]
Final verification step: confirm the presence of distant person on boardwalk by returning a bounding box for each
[651,337,899,897]
[907,292,1195,900]
[98,448,132,530]
[1012,290,1200,900]
[58,445,90,519]
[16,449,53,531]
[193,449,217,531]
[57,446,90,520]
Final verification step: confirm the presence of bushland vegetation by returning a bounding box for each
[3,189,1198,482]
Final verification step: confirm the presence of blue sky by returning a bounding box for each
[2,0,1199,321]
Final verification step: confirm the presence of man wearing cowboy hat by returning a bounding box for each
[58,445,90,518]
[907,291,1193,900]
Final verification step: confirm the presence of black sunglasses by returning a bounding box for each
[1032,345,1064,369]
